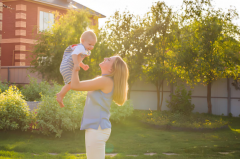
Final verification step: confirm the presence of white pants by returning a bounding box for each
[85,126,111,159]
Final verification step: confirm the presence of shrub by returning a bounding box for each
[36,83,85,138]
[0,86,33,131]
[0,82,9,93]
[21,76,52,101]
[36,83,134,137]
[15,84,24,90]
[167,85,195,115]
[110,100,134,122]
[137,110,228,129]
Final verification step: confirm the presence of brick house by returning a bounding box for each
[0,0,105,83]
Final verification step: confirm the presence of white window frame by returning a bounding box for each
[37,7,55,32]
[39,11,54,32]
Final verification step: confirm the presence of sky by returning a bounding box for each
[74,0,240,28]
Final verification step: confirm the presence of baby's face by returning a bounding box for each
[82,38,96,51]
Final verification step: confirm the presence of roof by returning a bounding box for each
[32,0,106,18]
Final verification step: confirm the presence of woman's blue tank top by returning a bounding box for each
[80,76,113,130]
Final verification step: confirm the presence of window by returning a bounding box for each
[39,11,54,31]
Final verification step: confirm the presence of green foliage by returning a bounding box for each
[172,0,240,113]
[141,2,178,110]
[0,86,33,131]
[36,84,86,138]
[83,28,114,79]
[0,150,21,158]
[110,100,134,122]
[143,1,175,82]
[29,0,240,115]
[232,78,240,90]
[166,85,195,115]
[36,83,133,137]
[104,11,145,95]
[30,9,95,83]
[21,76,52,101]
[136,110,228,129]
[0,82,9,93]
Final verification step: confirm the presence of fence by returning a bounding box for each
[130,78,240,117]
[0,66,42,84]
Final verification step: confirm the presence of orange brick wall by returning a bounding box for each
[0,0,2,66]
[1,0,66,66]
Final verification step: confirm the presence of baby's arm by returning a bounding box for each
[71,45,86,71]
[80,62,89,71]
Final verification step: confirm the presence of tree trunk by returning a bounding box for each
[207,82,212,114]
[156,80,163,111]
[170,82,174,101]
[159,80,164,111]
[157,88,160,111]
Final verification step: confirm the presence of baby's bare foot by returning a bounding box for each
[56,93,64,107]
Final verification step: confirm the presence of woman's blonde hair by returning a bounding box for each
[107,55,129,106]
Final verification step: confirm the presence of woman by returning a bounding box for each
[71,55,129,159]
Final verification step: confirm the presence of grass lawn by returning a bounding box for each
[0,115,240,159]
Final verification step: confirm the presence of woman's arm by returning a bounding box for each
[71,69,113,92]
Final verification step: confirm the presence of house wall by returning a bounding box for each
[1,0,67,67]
[130,78,240,117]
[0,0,98,67]
[0,0,3,68]
[0,0,100,70]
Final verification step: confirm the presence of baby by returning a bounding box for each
[57,30,97,107]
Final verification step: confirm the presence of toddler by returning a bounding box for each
[57,30,97,107]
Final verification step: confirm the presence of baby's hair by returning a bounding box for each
[80,30,97,42]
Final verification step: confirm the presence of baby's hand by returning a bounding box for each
[73,64,80,71]
[80,63,89,71]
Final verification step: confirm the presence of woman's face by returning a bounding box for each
[99,56,117,74]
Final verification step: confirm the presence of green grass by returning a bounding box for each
[0,115,240,159]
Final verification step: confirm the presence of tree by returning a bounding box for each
[143,2,177,110]
[103,11,145,98]
[87,28,114,77]
[174,0,240,114]
[30,9,102,83]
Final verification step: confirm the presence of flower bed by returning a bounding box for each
[134,110,229,131]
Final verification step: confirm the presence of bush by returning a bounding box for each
[167,85,195,115]
[36,83,134,137]
[0,86,33,131]
[36,83,85,138]
[110,100,134,122]
[136,110,228,129]
[21,76,52,101]
[0,82,9,93]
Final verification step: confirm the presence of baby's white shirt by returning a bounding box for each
[71,44,90,55]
